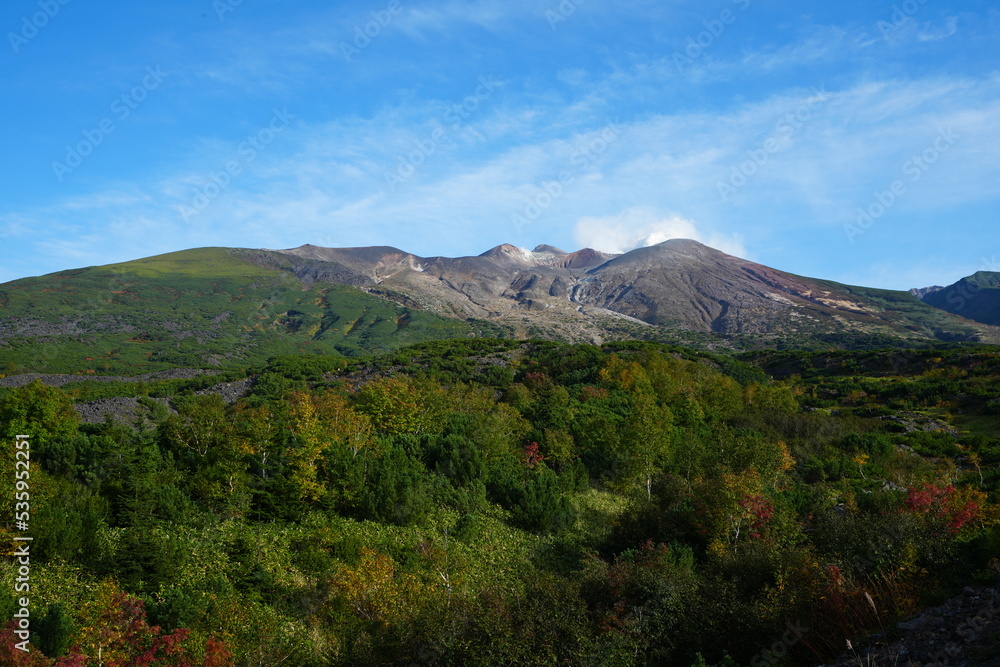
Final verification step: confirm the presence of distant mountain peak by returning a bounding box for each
[649,238,725,256]
[918,272,1000,326]
[562,248,617,269]
[480,243,538,266]
[479,243,533,262]
[655,238,704,248]
[531,244,568,256]
[910,286,945,300]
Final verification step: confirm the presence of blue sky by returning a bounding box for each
[1,0,998,290]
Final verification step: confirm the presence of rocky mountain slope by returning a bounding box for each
[2,240,998,375]
[262,239,999,343]
[823,584,1000,666]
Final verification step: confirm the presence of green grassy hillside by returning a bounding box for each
[0,248,470,375]
[922,271,1000,326]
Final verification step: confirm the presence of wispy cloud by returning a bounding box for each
[2,3,999,291]
[691,24,861,82]
[919,16,959,41]
[5,70,999,282]
[396,0,534,36]
[574,207,746,257]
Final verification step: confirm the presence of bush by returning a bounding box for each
[842,432,893,458]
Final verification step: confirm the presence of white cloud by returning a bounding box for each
[573,206,747,257]
[10,73,998,282]
[919,16,959,42]
[395,0,537,36]
[6,12,1000,287]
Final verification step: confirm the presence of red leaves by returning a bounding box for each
[66,583,232,666]
[738,493,775,539]
[579,385,608,402]
[904,482,983,534]
[0,621,59,666]
[905,482,950,513]
[947,500,981,533]
[0,595,233,667]
[825,564,845,591]
[522,441,545,468]
[522,371,551,391]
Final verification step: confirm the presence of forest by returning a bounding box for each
[1,339,998,665]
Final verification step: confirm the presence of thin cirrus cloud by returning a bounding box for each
[4,72,999,285]
[918,16,960,41]
[1,1,998,291]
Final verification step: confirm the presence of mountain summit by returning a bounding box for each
[1,240,997,374]
[263,238,996,341]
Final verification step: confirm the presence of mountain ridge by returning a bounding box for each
[1,239,998,375]
[264,238,998,340]
[915,271,1000,326]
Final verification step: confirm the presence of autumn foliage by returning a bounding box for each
[1,341,998,665]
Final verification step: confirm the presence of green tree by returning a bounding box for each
[161,393,229,459]
[621,392,674,501]
[32,475,108,564]
[35,603,73,658]
[0,379,79,443]
[287,390,375,504]
[359,439,431,525]
[355,376,445,435]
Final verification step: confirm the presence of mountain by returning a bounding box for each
[263,238,998,341]
[909,285,944,300]
[1,240,997,375]
[0,247,471,375]
[913,271,1000,326]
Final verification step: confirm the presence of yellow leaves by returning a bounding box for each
[331,548,430,626]
[165,393,229,457]
[356,376,445,435]
[695,470,767,547]
[599,351,748,421]
[70,579,152,664]
[778,442,796,473]
[767,441,797,489]
[743,382,799,412]
[287,390,375,502]
[852,452,869,479]
[597,354,650,393]
[539,428,575,465]
[230,401,278,461]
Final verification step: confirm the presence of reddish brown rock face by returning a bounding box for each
[269,239,999,343]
